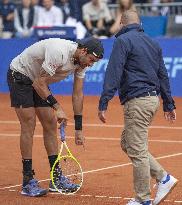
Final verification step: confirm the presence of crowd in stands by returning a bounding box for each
[0,0,181,39]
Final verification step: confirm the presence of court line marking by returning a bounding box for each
[50,194,182,204]
[3,191,182,203]
[0,120,182,130]
[0,133,182,144]
[0,152,182,191]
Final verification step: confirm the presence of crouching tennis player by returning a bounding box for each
[7,37,104,197]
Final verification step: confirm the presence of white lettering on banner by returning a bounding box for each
[37,30,75,36]
[171,58,182,78]
[89,59,108,71]
[62,57,182,83]
[164,57,182,78]
[64,75,73,82]
[85,73,103,82]
[163,57,172,76]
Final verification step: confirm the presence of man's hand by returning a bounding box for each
[55,108,68,125]
[75,130,85,147]
[98,110,106,123]
[164,110,176,123]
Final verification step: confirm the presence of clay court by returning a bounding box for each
[0,93,181,205]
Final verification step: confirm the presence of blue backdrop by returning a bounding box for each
[0,37,182,96]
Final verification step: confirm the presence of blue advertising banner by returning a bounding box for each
[0,37,182,96]
[33,26,76,41]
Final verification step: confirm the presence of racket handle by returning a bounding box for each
[60,123,66,141]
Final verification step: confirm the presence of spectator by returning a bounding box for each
[160,0,173,16]
[31,0,41,24]
[14,0,36,38]
[55,0,71,23]
[36,0,63,26]
[104,0,118,18]
[82,0,114,37]
[31,0,41,10]
[53,0,86,39]
[110,0,136,34]
[0,0,15,38]
[150,0,160,15]
[58,0,90,22]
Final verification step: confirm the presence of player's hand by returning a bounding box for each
[55,108,68,125]
[75,130,85,147]
[164,110,176,123]
[98,110,106,123]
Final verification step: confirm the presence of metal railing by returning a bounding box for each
[108,2,182,16]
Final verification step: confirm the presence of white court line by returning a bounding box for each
[0,120,182,130]
[0,152,182,191]
[0,133,182,144]
[50,194,182,204]
[4,191,182,204]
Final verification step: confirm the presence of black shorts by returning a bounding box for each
[7,69,50,108]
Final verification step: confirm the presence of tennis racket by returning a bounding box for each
[50,123,83,195]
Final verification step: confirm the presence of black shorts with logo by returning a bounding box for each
[7,69,50,108]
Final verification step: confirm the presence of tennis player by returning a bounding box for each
[7,37,104,197]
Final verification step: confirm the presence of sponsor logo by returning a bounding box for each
[36,28,76,37]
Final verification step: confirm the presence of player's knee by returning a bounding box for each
[46,116,57,128]
[42,116,57,135]
[21,116,36,131]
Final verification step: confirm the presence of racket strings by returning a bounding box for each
[60,157,82,184]
[52,157,83,194]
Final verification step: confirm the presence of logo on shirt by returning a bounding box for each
[49,63,60,70]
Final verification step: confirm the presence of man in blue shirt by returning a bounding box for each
[0,0,15,38]
[98,10,178,205]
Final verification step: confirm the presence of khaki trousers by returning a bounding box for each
[120,96,166,202]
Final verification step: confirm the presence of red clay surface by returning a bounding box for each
[0,93,182,205]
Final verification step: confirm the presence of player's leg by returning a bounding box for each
[35,106,58,158]
[35,106,65,192]
[33,91,62,192]
[7,69,47,196]
[33,89,58,170]
[15,107,36,159]
[34,92,78,192]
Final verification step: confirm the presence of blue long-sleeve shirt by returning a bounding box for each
[99,24,175,112]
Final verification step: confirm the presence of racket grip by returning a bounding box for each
[60,123,66,141]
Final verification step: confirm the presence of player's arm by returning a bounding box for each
[32,70,68,124]
[32,70,60,100]
[32,44,64,98]
[72,74,84,116]
[72,74,85,146]
[33,47,68,123]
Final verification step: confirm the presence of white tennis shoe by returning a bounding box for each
[126,199,152,205]
[153,174,178,205]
